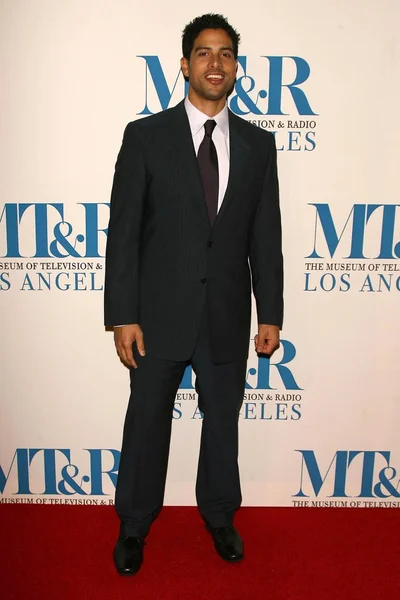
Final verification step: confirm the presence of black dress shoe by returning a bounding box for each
[207,525,244,562]
[113,536,145,575]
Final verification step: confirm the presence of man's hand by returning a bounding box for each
[114,324,146,369]
[254,324,280,355]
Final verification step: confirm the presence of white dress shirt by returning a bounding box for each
[184,96,230,210]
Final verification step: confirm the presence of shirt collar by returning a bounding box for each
[184,96,229,138]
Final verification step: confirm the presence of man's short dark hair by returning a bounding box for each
[182,14,240,60]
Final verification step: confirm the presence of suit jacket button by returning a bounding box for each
[208,241,213,247]
[201,278,207,284]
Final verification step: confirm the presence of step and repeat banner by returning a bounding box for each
[1,0,399,509]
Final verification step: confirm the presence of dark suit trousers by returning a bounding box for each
[115,311,248,538]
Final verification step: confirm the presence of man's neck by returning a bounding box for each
[187,90,226,117]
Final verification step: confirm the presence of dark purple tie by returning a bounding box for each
[197,120,219,225]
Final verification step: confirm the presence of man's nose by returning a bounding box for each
[208,53,222,68]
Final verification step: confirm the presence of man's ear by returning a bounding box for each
[181,57,189,79]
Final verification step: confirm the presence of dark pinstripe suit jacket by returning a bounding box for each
[104,100,283,363]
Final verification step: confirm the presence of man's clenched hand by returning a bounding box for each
[114,324,146,369]
[254,324,280,355]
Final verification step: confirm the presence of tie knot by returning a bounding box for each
[204,120,216,137]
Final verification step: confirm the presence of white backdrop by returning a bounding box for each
[1,0,400,508]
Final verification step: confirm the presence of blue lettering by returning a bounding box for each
[360,275,374,292]
[246,340,302,390]
[173,403,182,419]
[0,450,25,494]
[138,56,188,115]
[90,272,103,291]
[265,56,317,116]
[40,449,71,494]
[86,449,120,494]
[80,203,109,258]
[293,450,349,497]
[180,365,195,389]
[244,402,257,419]
[192,406,204,419]
[348,451,386,498]
[340,273,351,291]
[304,272,317,291]
[304,131,316,151]
[320,273,336,292]
[19,204,64,258]
[38,272,51,290]
[55,272,70,291]
[0,204,21,257]
[276,404,288,420]
[308,204,400,260]
[291,404,301,420]
[229,57,265,115]
[260,403,272,420]
[20,273,34,291]
[288,131,301,151]
[0,272,10,290]
[138,55,315,117]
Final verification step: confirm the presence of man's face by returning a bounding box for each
[181,28,237,104]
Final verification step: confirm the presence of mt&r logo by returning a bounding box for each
[139,55,318,151]
[292,450,400,508]
[0,203,109,292]
[0,449,119,504]
[175,339,304,422]
[304,203,400,294]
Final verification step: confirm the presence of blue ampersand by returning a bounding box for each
[373,467,400,498]
[58,463,88,495]
[49,221,83,258]
[230,76,265,115]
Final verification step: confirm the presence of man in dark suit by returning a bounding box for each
[104,13,283,575]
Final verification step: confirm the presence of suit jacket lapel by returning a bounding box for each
[213,110,251,228]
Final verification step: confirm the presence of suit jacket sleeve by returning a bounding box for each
[249,134,284,328]
[104,122,147,326]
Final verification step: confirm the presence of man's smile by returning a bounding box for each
[205,72,225,85]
